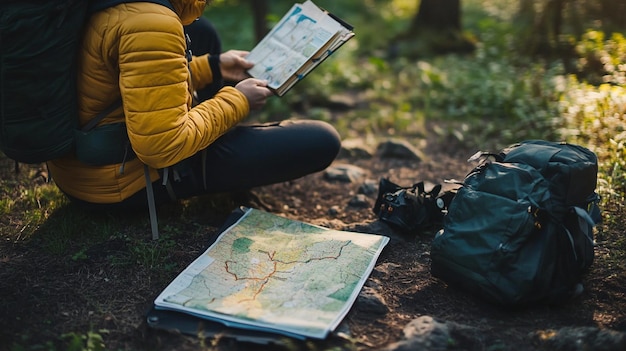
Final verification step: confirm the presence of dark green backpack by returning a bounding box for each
[0,0,173,165]
[1,0,176,240]
[431,140,601,306]
[0,0,89,163]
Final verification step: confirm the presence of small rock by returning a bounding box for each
[328,205,341,216]
[377,139,425,161]
[358,179,379,196]
[324,164,367,183]
[348,194,370,208]
[338,138,375,159]
[355,286,388,315]
[384,316,454,351]
[327,93,358,110]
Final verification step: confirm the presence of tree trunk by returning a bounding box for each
[601,0,626,29]
[409,0,461,32]
[519,0,534,16]
[525,0,567,56]
[391,0,473,58]
[250,0,269,44]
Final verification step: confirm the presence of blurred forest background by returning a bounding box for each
[205,0,626,206]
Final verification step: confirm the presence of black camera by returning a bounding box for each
[374,178,455,234]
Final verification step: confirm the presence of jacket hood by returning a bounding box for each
[170,0,207,25]
[91,0,207,25]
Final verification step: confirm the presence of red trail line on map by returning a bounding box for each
[223,241,351,300]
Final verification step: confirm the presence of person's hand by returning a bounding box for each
[219,50,254,83]
[235,78,273,110]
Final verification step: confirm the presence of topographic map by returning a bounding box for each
[154,208,389,339]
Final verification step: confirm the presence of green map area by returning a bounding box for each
[154,208,389,339]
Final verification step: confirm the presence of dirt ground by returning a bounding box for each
[0,131,625,351]
[249,138,626,351]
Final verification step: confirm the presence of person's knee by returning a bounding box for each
[318,120,342,158]
[302,120,341,164]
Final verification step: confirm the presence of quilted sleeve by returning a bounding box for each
[116,7,249,169]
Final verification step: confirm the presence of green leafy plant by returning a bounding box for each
[575,30,626,85]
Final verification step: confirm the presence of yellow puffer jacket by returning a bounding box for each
[48,0,250,204]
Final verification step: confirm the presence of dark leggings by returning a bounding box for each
[99,119,341,211]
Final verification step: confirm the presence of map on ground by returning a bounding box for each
[154,208,389,339]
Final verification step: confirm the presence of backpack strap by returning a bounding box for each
[81,99,123,132]
[559,206,597,271]
[572,206,597,241]
[86,0,192,241]
[144,165,160,240]
[79,99,161,239]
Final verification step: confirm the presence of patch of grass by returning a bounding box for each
[61,330,108,351]
[0,196,13,216]
[128,231,177,270]
[8,329,108,351]
[558,80,626,200]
